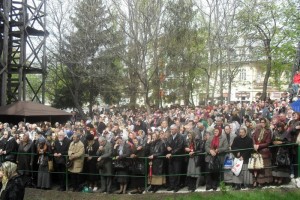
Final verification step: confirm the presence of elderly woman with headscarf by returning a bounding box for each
[112,136,131,194]
[36,136,51,189]
[252,118,273,187]
[0,161,25,200]
[0,130,18,163]
[145,132,166,193]
[205,127,228,191]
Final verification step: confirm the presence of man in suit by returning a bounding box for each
[97,136,112,193]
[166,124,185,192]
[53,130,70,191]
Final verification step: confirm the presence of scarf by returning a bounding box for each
[257,128,265,143]
[211,133,221,150]
[0,161,18,197]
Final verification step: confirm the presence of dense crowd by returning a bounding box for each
[0,98,299,195]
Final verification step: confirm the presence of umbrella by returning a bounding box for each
[290,99,300,112]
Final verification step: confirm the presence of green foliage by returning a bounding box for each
[48,0,123,113]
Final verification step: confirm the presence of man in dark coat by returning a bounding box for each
[17,132,34,178]
[96,136,112,193]
[53,130,70,191]
[166,124,185,192]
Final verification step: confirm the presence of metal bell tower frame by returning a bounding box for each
[0,0,47,106]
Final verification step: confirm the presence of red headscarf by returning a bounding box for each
[211,128,222,149]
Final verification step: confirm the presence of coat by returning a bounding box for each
[146,139,166,175]
[2,136,18,162]
[205,134,229,165]
[96,141,112,175]
[68,140,85,173]
[17,140,34,175]
[166,133,185,161]
[252,128,272,159]
[231,135,253,164]
[0,174,25,200]
[112,142,131,170]
[53,137,70,164]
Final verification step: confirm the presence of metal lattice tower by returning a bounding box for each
[0,0,47,106]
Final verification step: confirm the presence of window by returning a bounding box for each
[239,69,246,81]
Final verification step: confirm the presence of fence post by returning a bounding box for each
[144,157,148,191]
[297,144,300,177]
[66,156,69,191]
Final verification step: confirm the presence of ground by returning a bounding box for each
[24,183,300,200]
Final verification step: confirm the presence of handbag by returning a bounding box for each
[66,159,73,168]
[4,154,15,162]
[112,160,126,170]
[223,153,234,169]
[131,161,145,175]
[208,156,220,172]
[248,153,264,170]
[48,160,54,172]
[231,158,243,176]
[275,148,290,166]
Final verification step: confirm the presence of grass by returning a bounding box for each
[25,188,300,200]
[164,189,300,200]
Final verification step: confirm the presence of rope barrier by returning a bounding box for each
[2,142,299,191]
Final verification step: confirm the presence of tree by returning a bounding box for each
[47,0,122,117]
[161,0,206,106]
[110,0,166,112]
[237,0,296,100]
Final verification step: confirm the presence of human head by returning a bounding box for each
[72,133,81,143]
[170,124,178,135]
[239,127,247,138]
[0,161,18,182]
[224,125,231,134]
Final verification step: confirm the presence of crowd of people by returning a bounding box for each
[0,98,299,195]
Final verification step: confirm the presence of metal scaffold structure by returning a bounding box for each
[0,0,47,106]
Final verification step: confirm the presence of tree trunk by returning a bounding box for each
[261,39,272,101]
[291,41,300,88]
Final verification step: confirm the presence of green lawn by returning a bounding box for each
[164,189,300,200]
[25,188,300,200]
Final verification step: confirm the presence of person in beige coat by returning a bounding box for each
[68,133,85,192]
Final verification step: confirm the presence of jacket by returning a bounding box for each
[68,140,85,173]
[96,141,113,175]
[205,134,229,164]
[252,128,272,159]
[53,137,70,164]
[146,139,166,175]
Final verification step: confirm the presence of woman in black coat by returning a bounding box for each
[113,136,131,194]
[146,132,166,193]
[231,127,254,189]
[0,161,25,200]
[0,130,18,163]
[84,134,99,192]
[128,137,146,194]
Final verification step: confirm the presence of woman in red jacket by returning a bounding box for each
[252,118,273,187]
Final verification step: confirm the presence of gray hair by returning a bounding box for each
[98,136,106,142]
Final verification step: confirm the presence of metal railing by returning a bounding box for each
[5,142,300,192]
